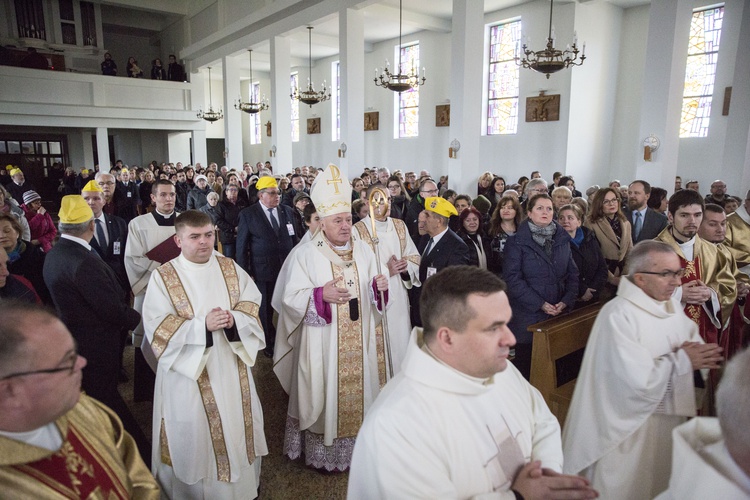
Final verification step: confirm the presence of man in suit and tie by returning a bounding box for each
[42,195,148,463]
[81,180,129,297]
[410,197,470,327]
[237,177,299,357]
[624,180,668,243]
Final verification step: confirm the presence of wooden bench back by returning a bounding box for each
[528,302,602,423]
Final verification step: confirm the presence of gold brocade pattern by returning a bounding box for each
[237,357,257,464]
[234,301,261,326]
[197,368,231,482]
[681,258,702,325]
[157,262,195,319]
[159,419,172,466]
[353,222,375,252]
[217,256,241,307]
[333,262,365,438]
[151,315,186,359]
[374,323,386,388]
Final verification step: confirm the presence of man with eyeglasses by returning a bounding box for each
[563,240,722,500]
[237,176,299,357]
[96,171,136,222]
[522,178,549,211]
[0,302,159,498]
[405,178,439,243]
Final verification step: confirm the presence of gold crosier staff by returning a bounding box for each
[368,187,394,379]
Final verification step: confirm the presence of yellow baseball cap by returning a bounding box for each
[424,197,458,217]
[59,195,94,224]
[10,168,22,176]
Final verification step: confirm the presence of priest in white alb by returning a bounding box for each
[143,210,267,498]
[276,164,390,472]
[125,179,180,380]
[353,184,421,372]
[348,266,597,499]
[563,241,723,500]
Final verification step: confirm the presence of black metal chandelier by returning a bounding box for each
[516,0,586,79]
[235,50,269,114]
[374,0,426,93]
[197,67,223,122]
[291,27,330,107]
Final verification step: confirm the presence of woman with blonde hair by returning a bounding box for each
[585,187,633,297]
[477,171,493,197]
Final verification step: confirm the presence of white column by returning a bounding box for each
[192,129,208,166]
[95,127,111,172]
[635,0,693,189]
[223,54,243,168]
[448,0,484,195]
[270,36,293,173]
[339,8,365,178]
[81,129,95,169]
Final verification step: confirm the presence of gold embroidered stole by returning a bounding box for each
[312,232,376,436]
[12,425,129,499]
[154,256,259,481]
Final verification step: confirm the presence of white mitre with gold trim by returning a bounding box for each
[310,163,352,217]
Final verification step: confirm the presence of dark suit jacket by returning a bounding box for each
[43,237,140,396]
[236,203,299,282]
[89,214,130,297]
[624,207,668,243]
[410,228,471,326]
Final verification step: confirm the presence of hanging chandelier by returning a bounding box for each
[235,49,269,114]
[291,27,330,107]
[197,67,223,122]
[516,0,586,79]
[374,0,426,93]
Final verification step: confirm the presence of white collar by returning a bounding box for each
[61,233,91,250]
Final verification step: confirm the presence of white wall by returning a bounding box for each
[566,1,623,192]
[168,132,192,164]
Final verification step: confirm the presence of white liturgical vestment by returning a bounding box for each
[562,276,702,500]
[655,417,750,499]
[144,254,267,498]
[348,328,563,499]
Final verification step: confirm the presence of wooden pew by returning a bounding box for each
[528,302,603,427]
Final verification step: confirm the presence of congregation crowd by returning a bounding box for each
[0,157,749,499]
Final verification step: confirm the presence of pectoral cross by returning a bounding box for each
[347,279,355,287]
[327,165,343,194]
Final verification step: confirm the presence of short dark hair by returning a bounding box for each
[630,179,652,194]
[421,266,507,341]
[303,202,318,223]
[0,302,57,377]
[647,187,667,210]
[704,203,725,215]
[175,210,212,233]
[668,189,704,216]
[152,179,175,195]
[527,193,553,212]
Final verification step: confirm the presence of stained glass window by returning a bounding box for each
[487,20,521,135]
[680,6,724,138]
[397,43,420,138]
[291,73,299,142]
[332,61,340,140]
[249,82,262,145]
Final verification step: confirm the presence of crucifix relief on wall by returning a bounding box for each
[525,91,560,122]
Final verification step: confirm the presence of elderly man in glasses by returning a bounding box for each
[563,240,722,500]
[0,302,159,498]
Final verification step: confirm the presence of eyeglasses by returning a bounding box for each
[98,181,115,186]
[421,188,439,195]
[602,198,619,205]
[264,190,281,196]
[387,184,400,190]
[637,269,685,279]
[0,352,79,381]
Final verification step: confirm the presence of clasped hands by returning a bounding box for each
[387,255,408,277]
[682,341,723,370]
[323,275,388,305]
[541,302,566,316]
[512,462,598,499]
[681,280,712,304]
[205,307,235,331]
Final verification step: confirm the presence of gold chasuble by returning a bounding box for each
[0,395,159,499]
